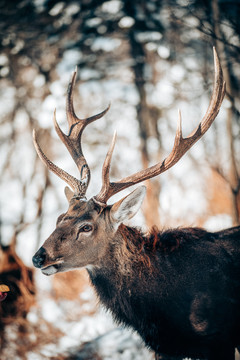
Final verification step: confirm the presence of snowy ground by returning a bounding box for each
[1,269,154,360]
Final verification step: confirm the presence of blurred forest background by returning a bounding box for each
[0,0,240,359]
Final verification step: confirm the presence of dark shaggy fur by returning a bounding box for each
[88,225,240,360]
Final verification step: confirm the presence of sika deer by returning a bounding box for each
[32,49,240,360]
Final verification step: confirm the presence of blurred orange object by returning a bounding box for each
[0,284,10,302]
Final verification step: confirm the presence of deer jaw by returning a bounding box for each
[32,186,146,276]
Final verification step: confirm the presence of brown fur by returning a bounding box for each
[118,223,196,251]
[118,224,198,269]
[32,195,240,360]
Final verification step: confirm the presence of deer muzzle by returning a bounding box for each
[32,247,46,268]
[32,247,64,276]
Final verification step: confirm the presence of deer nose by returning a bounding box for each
[32,247,46,268]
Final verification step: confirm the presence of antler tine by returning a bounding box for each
[34,68,110,197]
[54,68,110,195]
[93,131,117,206]
[66,68,110,130]
[66,68,78,127]
[94,47,226,205]
[62,67,110,170]
[33,129,84,195]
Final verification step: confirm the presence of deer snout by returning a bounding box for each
[32,247,46,268]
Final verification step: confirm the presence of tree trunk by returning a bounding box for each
[124,1,161,228]
[211,0,240,225]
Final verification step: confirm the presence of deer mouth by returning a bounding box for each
[41,259,64,276]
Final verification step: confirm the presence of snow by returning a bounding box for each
[91,37,122,52]
[118,16,135,28]
[204,214,233,232]
[101,1,122,14]
[17,276,154,359]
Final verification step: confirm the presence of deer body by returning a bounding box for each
[33,193,240,360]
[32,49,240,359]
[88,224,240,360]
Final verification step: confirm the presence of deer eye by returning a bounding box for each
[81,224,92,232]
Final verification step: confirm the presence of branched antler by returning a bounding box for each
[93,47,226,205]
[33,69,110,198]
[33,48,225,205]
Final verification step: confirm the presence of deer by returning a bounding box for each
[32,48,240,360]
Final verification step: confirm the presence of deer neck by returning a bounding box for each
[86,224,148,301]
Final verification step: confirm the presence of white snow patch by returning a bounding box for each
[91,37,122,52]
[204,214,233,231]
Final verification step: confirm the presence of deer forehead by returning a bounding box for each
[64,198,102,222]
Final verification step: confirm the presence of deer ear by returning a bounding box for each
[110,186,146,225]
[64,186,74,203]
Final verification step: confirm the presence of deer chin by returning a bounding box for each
[41,260,64,276]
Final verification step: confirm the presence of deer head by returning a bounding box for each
[32,48,225,276]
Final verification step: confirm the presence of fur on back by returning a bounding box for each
[118,223,210,267]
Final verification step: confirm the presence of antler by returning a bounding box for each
[93,47,226,206]
[33,69,110,198]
